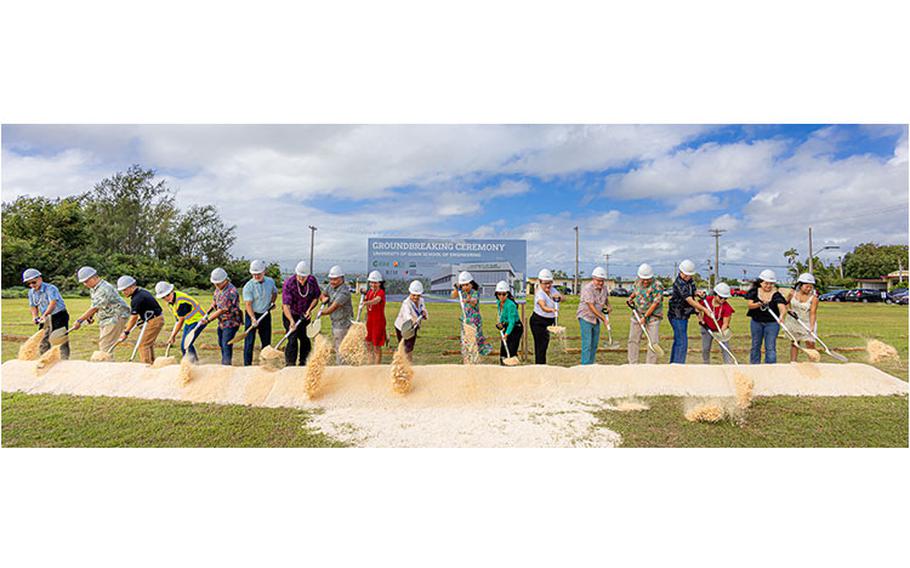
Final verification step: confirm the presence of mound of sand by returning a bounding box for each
[90,350,113,362]
[304,335,333,399]
[338,322,369,366]
[390,343,413,394]
[151,356,177,368]
[684,399,727,423]
[18,329,46,361]
[259,345,284,371]
[866,339,900,363]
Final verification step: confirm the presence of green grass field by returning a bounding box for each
[2,294,908,447]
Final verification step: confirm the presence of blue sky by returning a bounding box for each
[2,124,907,280]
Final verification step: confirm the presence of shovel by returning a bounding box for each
[274,317,304,350]
[129,319,149,362]
[498,327,520,366]
[229,304,275,345]
[352,293,365,324]
[787,311,848,363]
[400,313,423,341]
[182,307,217,353]
[763,304,820,361]
[306,306,325,339]
[629,303,664,357]
[602,309,620,348]
[457,290,477,340]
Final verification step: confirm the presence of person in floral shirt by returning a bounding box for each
[203,267,244,365]
[626,263,664,364]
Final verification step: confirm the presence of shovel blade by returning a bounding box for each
[649,343,664,357]
[48,328,69,346]
[827,350,849,363]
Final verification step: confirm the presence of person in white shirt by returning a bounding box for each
[394,280,429,362]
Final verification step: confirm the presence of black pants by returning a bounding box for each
[39,310,70,359]
[243,311,272,366]
[499,323,523,363]
[529,313,554,365]
[282,314,311,366]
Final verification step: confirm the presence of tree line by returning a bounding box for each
[2,165,280,293]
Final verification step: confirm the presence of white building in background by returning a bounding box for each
[430,261,523,296]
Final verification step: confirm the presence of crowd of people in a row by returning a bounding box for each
[19,256,820,367]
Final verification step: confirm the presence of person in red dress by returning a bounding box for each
[363,270,387,364]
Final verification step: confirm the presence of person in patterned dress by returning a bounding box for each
[450,271,493,357]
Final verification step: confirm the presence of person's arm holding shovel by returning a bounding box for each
[72,306,98,331]
[167,314,187,347]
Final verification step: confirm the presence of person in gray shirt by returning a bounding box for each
[320,265,353,362]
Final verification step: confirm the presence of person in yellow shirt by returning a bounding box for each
[155,281,207,362]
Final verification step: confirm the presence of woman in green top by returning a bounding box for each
[494,280,523,365]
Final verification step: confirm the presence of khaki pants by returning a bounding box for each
[628,317,661,364]
[333,325,350,364]
[99,317,127,352]
[137,315,165,364]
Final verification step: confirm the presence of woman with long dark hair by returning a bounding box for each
[494,280,523,364]
[745,269,788,364]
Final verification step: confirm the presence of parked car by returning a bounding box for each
[819,289,849,302]
[896,294,909,305]
[731,288,749,297]
[845,289,894,303]
[891,287,907,297]
[610,287,630,297]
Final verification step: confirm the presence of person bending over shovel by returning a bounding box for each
[23,268,71,360]
[72,266,130,354]
[698,282,736,364]
[451,271,493,358]
[281,261,322,366]
[785,273,820,363]
[155,281,207,363]
[241,259,279,366]
[744,269,788,364]
[320,265,354,364]
[394,280,429,363]
[576,266,611,365]
[116,276,165,364]
[627,263,664,364]
[204,268,243,366]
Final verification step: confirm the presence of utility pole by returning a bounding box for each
[574,226,579,295]
[808,226,814,273]
[708,229,726,288]
[308,225,317,274]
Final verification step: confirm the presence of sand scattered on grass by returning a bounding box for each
[17,329,46,361]
[866,339,900,363]
[259,345,284,371]
[151,356,177,368]
[338,322,369,366]
[178,357,194,385]
[390,343,413,394]
[304,334,333,399]
[34,345,61,375]
[461,323,479,365]
[684,400,727,422]
[733,372,754,410]
[611,397,650,412]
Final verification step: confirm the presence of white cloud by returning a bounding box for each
[710,214,739,231]
[670,193,724,216]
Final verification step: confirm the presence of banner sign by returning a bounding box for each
[367,237,527,298]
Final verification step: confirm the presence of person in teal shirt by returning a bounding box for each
[494,281,523,365]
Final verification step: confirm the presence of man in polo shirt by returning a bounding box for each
[23,268,70,359]
[117,276,165,363]
[71,266,131,353]
[319,265,354,363]
[281,261,321,366]
[242,259,278,366]
[667,259,711,364]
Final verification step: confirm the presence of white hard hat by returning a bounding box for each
[537,268,554,282]
[328,265,345,279]
[759,269,777,283]
[591,266,607,280]
[367,270,384,282]
[155,281,175,299]
[797,272,816,285]
[77,266,97,283]
[495,280,510,293]
[22,268,41,283]
[457,271,473,285]
[408,280,424,295]
[295,261,308,277]
[637,263,654,279]
[249,259,266,274]
[714,282,732,298]
[116,275,137,291]
[679,259,697,276]
[210,267,228,284]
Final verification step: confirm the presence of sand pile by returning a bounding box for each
[804,348,822,362]
[178,357,194,385]
[90,350,114,362]
[304,334,332,399]
[34,345,62,375]
[338,322,369,366]
[17,329,46,361]
[866,339,900,363]
[151,356,177,368]
[684,399,727,423]
[461,323,479,365]
[502,355,521,366]
[611,398,650,412]
[259,345,284,371]
[390,343,413,394]
[733,372,754,410]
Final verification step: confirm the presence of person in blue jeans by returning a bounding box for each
[575,266,611,365]
[666,259,710,364]
[744,269,788,364]
[203,268,244,365]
